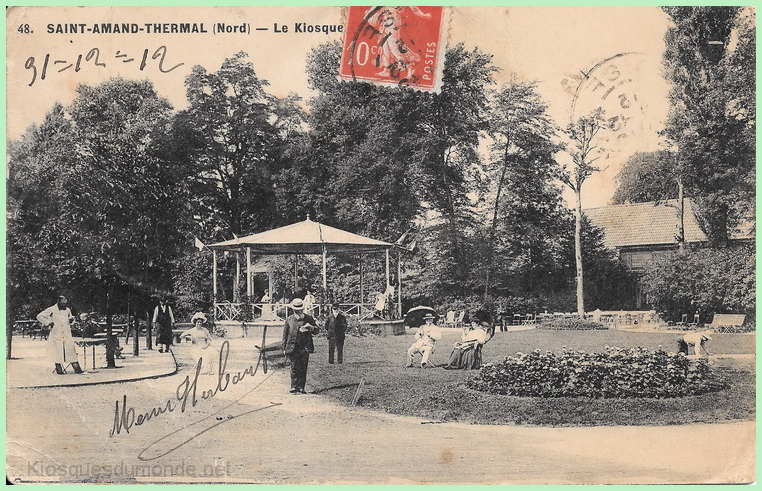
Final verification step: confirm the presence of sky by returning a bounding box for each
[6,6,673,209]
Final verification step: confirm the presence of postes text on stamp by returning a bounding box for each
[339,6,446,92]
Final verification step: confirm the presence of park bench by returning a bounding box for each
[172,322,194,343]
[93,323,127,338]
[708,314,746,333]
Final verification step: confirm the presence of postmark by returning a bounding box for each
[563,52,648,146]
[339,6,447,92]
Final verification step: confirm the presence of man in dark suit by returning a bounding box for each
[325,303,348,364]
[281,298,318,394]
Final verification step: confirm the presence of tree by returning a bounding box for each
[612,151,679,204]
[284,41,425,240]
[8,104,76,317]
[483,78,564,299]
[560,109,609,318]
[8,79,192,364]
[411,43,498,285]
[642,243,755,320]
[662,7,755,244]
[182,51,280,238]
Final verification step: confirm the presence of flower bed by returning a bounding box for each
[467,347,723,398]
[537,318,607,330]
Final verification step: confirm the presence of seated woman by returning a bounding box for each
[181,312,217,374]
[444,320,491,370]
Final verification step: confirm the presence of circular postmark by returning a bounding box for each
[564,52,648,147]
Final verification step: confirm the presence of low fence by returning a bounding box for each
[214,302,402,322]
[533,311,662,328]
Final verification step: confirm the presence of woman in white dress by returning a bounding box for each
[181,312,217,374]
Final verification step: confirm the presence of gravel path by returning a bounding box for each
[6,339,755,484]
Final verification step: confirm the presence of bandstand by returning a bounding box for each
[207,217,405,334]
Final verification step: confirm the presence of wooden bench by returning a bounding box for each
[93,323,127,338]
[173,323,193,344]
[708,314,746,333]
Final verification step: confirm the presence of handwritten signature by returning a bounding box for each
[109,340,281,461]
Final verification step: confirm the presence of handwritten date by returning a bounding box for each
[25,46,184,86]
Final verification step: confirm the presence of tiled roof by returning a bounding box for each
[584,199,753,249]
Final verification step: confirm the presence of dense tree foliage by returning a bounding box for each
[612,151,679,204]
[662,6,755,244]
[8,43,653,337]
[9,80,192,318]
[181,51,280,238]
[642,244,755,321]
[482,78,566,299]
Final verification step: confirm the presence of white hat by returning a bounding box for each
[289,299,305,311]
[190,312,208,324]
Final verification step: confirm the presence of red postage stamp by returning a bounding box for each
[339,6,447,92]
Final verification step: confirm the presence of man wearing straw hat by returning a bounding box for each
[405,313,442,368]
[282,298,319,394]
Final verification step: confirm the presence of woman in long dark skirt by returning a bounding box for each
[445,321,490,370]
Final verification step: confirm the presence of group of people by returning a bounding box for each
[405,313,494,370]
[34,293,207,375]
[260,288,318,321]
[33,291,717,389]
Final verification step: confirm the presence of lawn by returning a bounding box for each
[268,328,755,427]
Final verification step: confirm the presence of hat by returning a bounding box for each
[190,312,208,324]
[289,298,305,311]
[423,313,435,320]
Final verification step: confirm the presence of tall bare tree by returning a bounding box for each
[560,109,608,317]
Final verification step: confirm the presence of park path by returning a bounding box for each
[6,338,755,485]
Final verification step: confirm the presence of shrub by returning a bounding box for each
[345,315,382,336]
[642,244,755,322]
[208,318,226,338]
[467,347,723,398]
[537,318,607,331]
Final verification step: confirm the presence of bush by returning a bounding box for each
[537,318,607,330]
[642,244,755,322]
[345,315,383,336]
[467,347,723,398]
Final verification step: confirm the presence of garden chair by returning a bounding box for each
[444,310,456,328]
[675,313,689,326]
[513,313,522,325]
[455,311,465,328]
[687,313,700,328]
[525,313,536,325]
[709,314,746,333]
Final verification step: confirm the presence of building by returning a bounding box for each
[584,198,754,308]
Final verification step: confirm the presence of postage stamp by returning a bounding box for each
[339,6,447,92]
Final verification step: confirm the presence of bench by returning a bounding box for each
[93,323,127,338]
[173,323,193,344]
[709,314,746,333]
